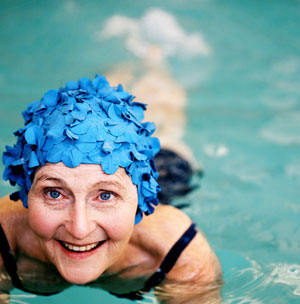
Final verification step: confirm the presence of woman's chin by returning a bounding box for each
[59,267,102,285]
[49,239,109,284]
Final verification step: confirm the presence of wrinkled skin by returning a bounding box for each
[0,163,222,303]
[28,163,138,284]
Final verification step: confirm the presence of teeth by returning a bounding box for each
[62,242,99,252]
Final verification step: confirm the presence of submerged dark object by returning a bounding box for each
[155,148,201,206]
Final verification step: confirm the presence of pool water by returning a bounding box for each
[1,0,300,303]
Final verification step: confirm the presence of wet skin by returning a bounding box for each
[0,163,222,303]
[27,163,138,285]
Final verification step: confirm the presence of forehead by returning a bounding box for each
[33,162,133,187]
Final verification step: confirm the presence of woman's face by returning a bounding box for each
[28,162,138,284]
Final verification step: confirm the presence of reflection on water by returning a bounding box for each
[4,294,36,304]
[137,295,158,304]
[99,8,211,60]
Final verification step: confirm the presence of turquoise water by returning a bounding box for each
[1,0,300,303]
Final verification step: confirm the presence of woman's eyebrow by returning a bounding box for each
[93,180,126,190]
[34,175,67,186]
[35,175,126,190]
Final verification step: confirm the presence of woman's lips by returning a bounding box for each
[57,240,106,257]
[59,241,101,252]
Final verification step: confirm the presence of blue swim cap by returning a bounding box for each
[2,75,161,223]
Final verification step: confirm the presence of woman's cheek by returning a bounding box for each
[111,219,133,241]
[105,207,136,242]
[28,204,58,240]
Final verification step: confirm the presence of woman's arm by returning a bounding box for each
[141,205,223,304]
[155,235,222,304]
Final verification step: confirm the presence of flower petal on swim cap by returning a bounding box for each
[92,74,109,90]
[47,145,64,163]
[101,153,119,175]
[94,76,114,97]
[109,125,124,137]
[76,142,97,153]
[71,110,86,121]
[28,151,40,168]
[24,127,37,145]
[75,102,90,115]
[141,174,159,197]
[65,129,79,140]
[70,122,90,135]
[87,148,106,163]
[78,77,96,95]
[149,137,161,155]
[42,90,59,107]
[26,125,44,146]
[131,144,147,161]
[61,147,83,168]
[102,141,115,153]
[62,102,75,114]
[2,147,18,168]
[131,102,146,121]
[141,122,156,136]
[66,80,79,90]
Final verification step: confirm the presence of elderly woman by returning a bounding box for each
[0,75,221,303]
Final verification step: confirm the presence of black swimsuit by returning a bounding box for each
[0,223,197,301]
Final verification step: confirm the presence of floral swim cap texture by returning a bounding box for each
[2,75,161,223]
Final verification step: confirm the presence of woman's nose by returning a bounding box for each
[65,202,96,240]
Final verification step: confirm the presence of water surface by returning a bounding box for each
[1,0,300,303]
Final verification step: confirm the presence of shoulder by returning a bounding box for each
[0,195,28,231]
[136,205,221,282]
[0,196,33,264]
[0,195,26,219]
[132,205,194,261]
[139,206,222,302]
[115,206,192,276]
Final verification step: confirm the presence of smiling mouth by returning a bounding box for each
[58,241,106,253]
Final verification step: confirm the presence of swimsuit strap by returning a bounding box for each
[111,222,198,300]
[0,224,24,290]
[0,224,59,296]
[142,222,197,292]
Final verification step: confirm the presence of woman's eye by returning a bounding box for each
[100,192,112,201]
[48,190,61,199]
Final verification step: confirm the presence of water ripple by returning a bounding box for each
[261,112,300,145]
[222,256,300,303]
[270,263,300,296]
